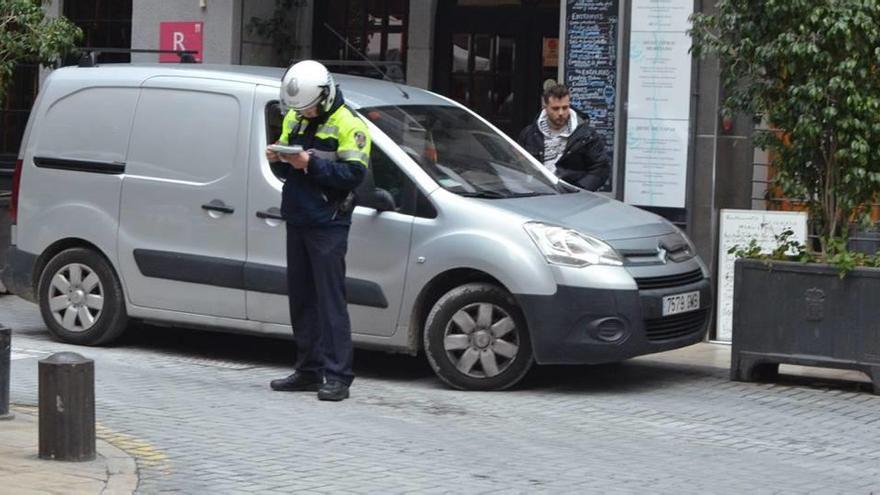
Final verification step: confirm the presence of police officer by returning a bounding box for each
[266,60,370,401]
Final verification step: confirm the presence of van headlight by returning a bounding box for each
[523,222,623,267]
[681,227,698,257]
[671,225,697,261]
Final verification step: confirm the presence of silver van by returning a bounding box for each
[2,65,711,390]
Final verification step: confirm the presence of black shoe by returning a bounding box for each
[317,380,350,401]
[270,372,321,392]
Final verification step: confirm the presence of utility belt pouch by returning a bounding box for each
[336,191,356,217]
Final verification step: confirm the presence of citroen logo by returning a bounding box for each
[657,245,668,264]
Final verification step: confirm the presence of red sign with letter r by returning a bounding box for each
[159,22,203,63]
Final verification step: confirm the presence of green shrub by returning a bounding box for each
[691,0,880,258]
[0,0,81,104]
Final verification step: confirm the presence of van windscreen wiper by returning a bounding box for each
[456,190,507,199]
[505,192,550,198]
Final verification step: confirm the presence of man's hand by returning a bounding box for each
[285,151,311,170]
[265,146,280,162]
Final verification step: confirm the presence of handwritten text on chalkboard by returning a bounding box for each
[564,0,619,192]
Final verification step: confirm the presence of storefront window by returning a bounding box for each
[313,0,408,82]
[64,0,132,63]
[446,32,517,134]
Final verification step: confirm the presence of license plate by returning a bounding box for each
[662,291,700,316]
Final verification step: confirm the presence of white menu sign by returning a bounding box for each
[716,209,808,341]
[623,0,693,208]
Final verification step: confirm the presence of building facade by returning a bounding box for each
[1,0,761,339]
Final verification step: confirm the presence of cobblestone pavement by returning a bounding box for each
[3,295,880,494]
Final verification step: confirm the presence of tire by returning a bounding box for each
[424,282,534,391]
[38,248,128,345]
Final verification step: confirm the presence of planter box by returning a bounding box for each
[731,258,880,393]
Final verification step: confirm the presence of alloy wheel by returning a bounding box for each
[47,263,104,332]
[442,302,520,378]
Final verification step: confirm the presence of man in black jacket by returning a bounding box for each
[517,84,610,191]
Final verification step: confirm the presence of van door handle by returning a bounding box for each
[201,200,235,214]
[256,208,283,220]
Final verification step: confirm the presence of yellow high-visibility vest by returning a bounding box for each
[279,105,371,168]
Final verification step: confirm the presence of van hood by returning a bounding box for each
[491,191,675,241]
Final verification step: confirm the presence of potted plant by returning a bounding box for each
[690,0,880,392]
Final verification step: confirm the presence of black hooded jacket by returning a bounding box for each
[517,111,610,191]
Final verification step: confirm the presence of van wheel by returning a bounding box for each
[424,283,533,391]
[38,248,128,345]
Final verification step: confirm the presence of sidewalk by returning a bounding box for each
[637,341,873,386]
[0,406,138,495]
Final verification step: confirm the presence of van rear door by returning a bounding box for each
[117,78,253,318]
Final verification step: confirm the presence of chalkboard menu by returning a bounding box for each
[563,0,619,191]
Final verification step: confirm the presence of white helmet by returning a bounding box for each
[280,60,337,114]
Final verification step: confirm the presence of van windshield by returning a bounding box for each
[360,105,563,198]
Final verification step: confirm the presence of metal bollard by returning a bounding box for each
[38,352,95,461]
[0,326,12,420]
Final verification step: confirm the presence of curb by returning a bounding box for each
[10,405,139,495]
[97,434,139,495]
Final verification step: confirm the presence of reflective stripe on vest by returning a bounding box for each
[338,150,369,163]
[309,149,337,161]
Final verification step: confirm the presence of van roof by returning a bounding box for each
[50,63,452,109]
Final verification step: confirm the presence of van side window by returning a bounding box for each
[265,102,287,180]
[265,101,284,146]
[370,145,436,218]
[263,102,433,217]
[265,101,407,208]
[370,146,407,211]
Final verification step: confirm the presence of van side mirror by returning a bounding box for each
[359,188,396,212]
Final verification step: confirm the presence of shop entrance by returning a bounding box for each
[433,1,560,137]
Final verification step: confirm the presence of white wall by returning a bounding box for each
[40,0,64,85]
[406,0,437,89]
[240,0,276,66]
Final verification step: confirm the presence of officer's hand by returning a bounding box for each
[265,146,280,162]
[287,151,311,170]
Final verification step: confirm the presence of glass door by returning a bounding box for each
[433,2,561,137]
[450,33,517,135]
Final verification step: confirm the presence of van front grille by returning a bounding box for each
[634,269,704,290]
[644,309,709,342]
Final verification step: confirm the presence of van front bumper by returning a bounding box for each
[1,246,37,302]
[515,279,712,365]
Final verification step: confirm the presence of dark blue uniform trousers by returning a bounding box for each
[286,224,354,385]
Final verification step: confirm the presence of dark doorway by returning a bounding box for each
[433,1,560,137]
